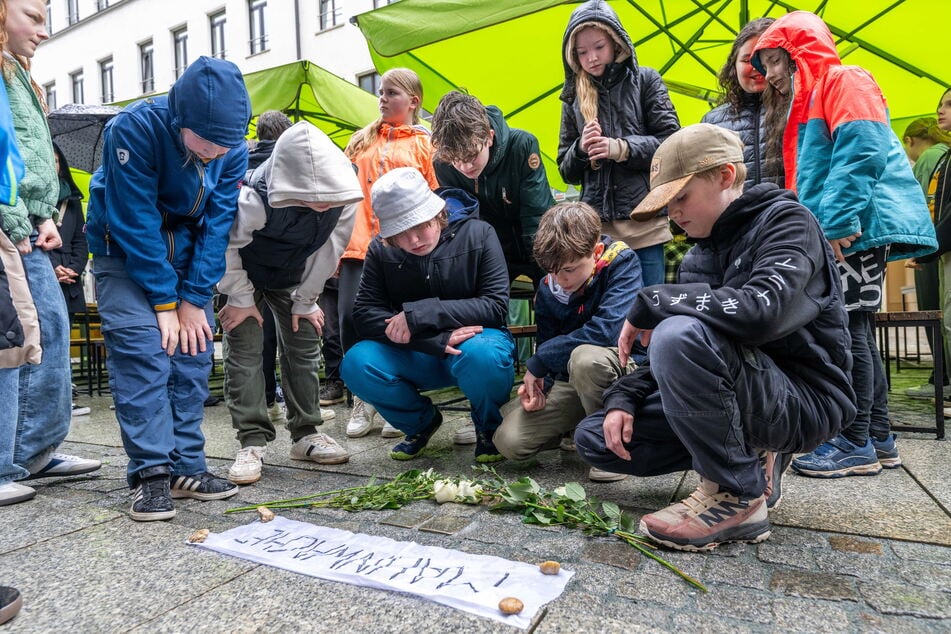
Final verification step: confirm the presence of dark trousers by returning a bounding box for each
[338,258,364,353]
[574,316,846,498]
[843,310,890,444]
[262,303,278,404]
[317,276,343,382]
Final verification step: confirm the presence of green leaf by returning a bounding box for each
[602,501,621,519]
[619,512,635,533]
[564,482,586,502]
[532,510,553,524]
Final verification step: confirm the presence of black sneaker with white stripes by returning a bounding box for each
[130,475,176,522]
[170,472,239,501]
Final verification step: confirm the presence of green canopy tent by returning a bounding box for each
[354,0,951,190]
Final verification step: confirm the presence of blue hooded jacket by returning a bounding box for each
[86,56,251,310]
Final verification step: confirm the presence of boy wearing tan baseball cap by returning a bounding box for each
[574,123,855,552]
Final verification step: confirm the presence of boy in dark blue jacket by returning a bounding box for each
[575,124,855,551]
[493,201,641,481]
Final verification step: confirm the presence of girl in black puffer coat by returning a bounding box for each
[701,18,784,189]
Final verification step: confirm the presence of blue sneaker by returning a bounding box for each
[390,408,442,460]
[475,431,505,464]
[871,433,902,468]
[791,436,882,478]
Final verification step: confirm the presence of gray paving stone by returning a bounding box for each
[896,561,951,592]
[700,554,771,591]
[855,610,951,633]
[897,438,951,512]
[859,580,951,619]
[891,540,951,565]
[0,493,122,554]
[615,572,696,609]
[693,585,775,625]
[670,612,758,634]
[755,543,818,570]
[769,569,860,602]
[814,549,886,579]
[772,597,852,633]
[581,540,642,571]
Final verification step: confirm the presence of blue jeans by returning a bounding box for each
[94,256,212,487]
[341,329,515,436]
[0,368,28,484]
[11,245,72,475]
[575,316,847,498]
[634,244,665,287]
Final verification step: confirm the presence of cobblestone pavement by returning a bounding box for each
[2,392,948,633]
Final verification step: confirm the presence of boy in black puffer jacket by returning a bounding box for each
[575,124,855,552]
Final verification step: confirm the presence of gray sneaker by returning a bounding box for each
[904,383,951,400]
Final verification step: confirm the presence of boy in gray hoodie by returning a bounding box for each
[218,121,363,485]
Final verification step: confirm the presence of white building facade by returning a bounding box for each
[33,0,396,109]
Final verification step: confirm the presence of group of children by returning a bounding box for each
[0,0,939,557]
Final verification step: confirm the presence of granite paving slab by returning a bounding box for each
[898,437,951,513]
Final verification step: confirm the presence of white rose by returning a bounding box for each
[456,481,483,503]
[433,480,459,504]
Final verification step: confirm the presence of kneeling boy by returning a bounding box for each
[493,201,642,482]
[575,124,856,551]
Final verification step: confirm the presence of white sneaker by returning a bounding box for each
[71,403,91,417]
[26,453,101,479]
[346,397,378,437]
[321,407,336,421]
[588,467,628,482]
[451,420,476,445]
[228,446,266,484]
[267,402,286,425]
[290,433,350,464]
[381,422,403,438]
[0,482,36,506]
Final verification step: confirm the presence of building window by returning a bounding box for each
[248,0,267,54]
[357,71,380,96]
[99,57,114,103]
[67,0,79,24]
[210,11,227,59]
[373,0,399,7]
[46,1,53,35]
[172,27,188,79]
[70,70,84,104]
[44,82,56,110]
[140,40,154,93]
[318,0,339,30]
[96,0,109,10]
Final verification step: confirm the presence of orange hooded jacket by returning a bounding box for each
[344,123,438,261]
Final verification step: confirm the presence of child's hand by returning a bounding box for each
[292,305,324,335]
[178,300,213,356]
[828,232,862,262]
[580,119,602,154]
[14,237,31,254]
[385,311,411,344]
[618,320,651,366]
[34,219,63,251]
[518,370,546,412]
[218,303,264,333]
[444,325,483,355]
[603,408,635,461]
[587,137,626,162]
[155,309,180,356]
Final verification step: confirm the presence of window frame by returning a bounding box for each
[139,40,155,94]
[172,27,189,79]
[209,10,227,60]
[99,56,115,104]
[70,70,84,105]
[248,0,268,55]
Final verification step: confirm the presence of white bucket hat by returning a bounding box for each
[371,167,445,238]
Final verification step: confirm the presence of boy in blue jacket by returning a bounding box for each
[86,57,251,521]
[575,124,855,551]
[492,201,642,482]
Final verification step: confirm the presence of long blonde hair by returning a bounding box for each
[345,68,423,159]
[570,24,621,124]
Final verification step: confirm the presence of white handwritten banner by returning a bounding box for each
[189,516,574,629]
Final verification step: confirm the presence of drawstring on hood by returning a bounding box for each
[168,56,251,149]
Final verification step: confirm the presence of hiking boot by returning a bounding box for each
[267,402,286,425]
[391,409,442,460]
[319,380,346,406]
[170,472,240,501]
[475,431,505,463]
[452,420,477,445]
[228,446,266,485]
[639,478,770,552]
[130,475,176,521]
[791,436,882,478]
[381,421,403,438]
[346,397,378,437]
[871,433,902,468]
[588,467,627,482]
[0,482,36,507]
[26,452,101,479]
[904,383,951,400]
[560,434,576,452]
[290,433,350,464]
[761,451,793,510]
[0,586,23,626]
[71,403,91,417]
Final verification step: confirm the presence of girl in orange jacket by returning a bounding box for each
[340,68,438,438]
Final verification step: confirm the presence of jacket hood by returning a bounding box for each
[437,186,479,225]
[264,121,363,209]
[52,142,82,200]
[484,106,511,175]
[751,11,841,97]
[560,0,637,103]
[704,183,797,246]
[168,56,251,148]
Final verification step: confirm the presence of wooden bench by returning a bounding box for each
[875,310,945,439]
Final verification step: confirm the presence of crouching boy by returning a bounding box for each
[341,168,515,462]
[575,124,856,551]
[218,121,363,485]
[492,201,643,483]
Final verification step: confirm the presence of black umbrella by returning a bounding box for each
[47,104,123,173]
